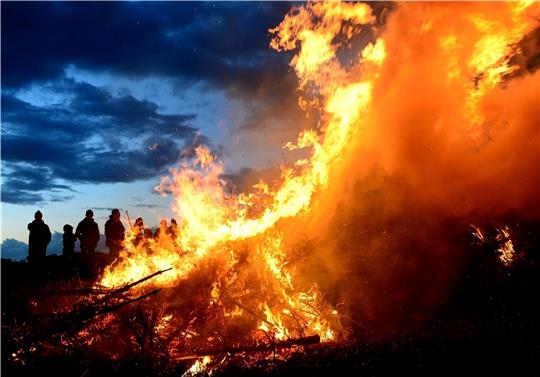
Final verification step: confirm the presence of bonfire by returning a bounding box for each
[3,1,539,376]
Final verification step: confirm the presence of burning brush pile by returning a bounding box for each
[2,1,540,376]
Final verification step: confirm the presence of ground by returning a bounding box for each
[2,220,539,377]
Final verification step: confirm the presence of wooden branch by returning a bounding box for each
[97,289,161,316]
[9,270,169,353]
[41,268,172,297]
[176,334,320,361]
[101,267,172,297]
[40,287,111,296]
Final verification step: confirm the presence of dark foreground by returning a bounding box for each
[2,222,539,377]
[2,303,538,377]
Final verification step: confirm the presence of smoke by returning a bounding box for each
[279,2,540,335]
[224,65,317,173]
[364,6,540,218]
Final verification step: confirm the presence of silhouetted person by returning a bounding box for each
[105,209,125,256]
[76,209,100,255]
[169,218,179,239]
[154,219,168,240]
[133,217,145,247]
[63,224,76,257]
[27,210,51,263]
[144,228,153,242]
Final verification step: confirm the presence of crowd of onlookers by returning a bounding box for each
[27,209,178,265]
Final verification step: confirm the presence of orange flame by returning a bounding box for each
[98,0,539,346]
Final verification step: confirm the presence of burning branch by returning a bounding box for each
[7,269,172,358]
[95,267,172,296]
[176,334,321,361]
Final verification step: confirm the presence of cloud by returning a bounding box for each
[89,207,118,212]
[69,82,196,136]
[0,163,76,205]
[133,204,165,209]
[220,166,281,195]
[1,2,293,92]
[50,195,75,203]
[1,191,45,206]
[0,2,306,206]
[1,79,205,204]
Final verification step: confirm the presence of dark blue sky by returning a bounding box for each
[1,1,308,242]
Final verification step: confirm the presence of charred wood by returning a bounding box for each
[176,334,320,360]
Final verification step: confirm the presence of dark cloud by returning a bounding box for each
[70,82,195,135]
[2,80,197,139]
[1,80,206,204]
[1,92,94,139]
[89,207,118,212]
[133,204,165,209]
[1,133,194,186]
[0,2,302,206]
[50,194,75,203]
[1,2,294,92]
[220,165,281,195]
[0,163,76,205]
[2,134,78,163]
[1,190,45,205]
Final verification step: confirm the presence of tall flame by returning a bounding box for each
[98,1,539,346]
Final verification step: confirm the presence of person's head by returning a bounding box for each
[171,219,177,226]
[135,217,144,226]
[63,224,73,233]
[34,210,43,220]
[111,208,120,221]
[85,209,94,219]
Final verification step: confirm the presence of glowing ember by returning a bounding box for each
[496,226,516,267]
[471,224,518,267]
[182,356,212,377]
[471,225,485,242]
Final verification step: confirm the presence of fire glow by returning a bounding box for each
[92,0,539,368]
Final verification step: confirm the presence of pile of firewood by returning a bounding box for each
[2,266,322,376]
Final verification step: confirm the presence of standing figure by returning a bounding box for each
[154,219,168,240]
[133,217,145,247]
[144,228,154,242]
[105,209,125,256]
[62,224,76,258]
[168,219,179,239]
[75,209,100,255]
[27,210,51,263]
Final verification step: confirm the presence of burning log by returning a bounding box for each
[176,334,320,361]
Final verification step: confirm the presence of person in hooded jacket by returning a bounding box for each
[75,209,100,255]
[105,208,125,256]
[63,224,76,258]
[27,210,51,263]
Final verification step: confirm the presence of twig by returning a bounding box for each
[222,295,275,330]
[10,270,170,354]
[40,288,111,296]
[96,289,162,316]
